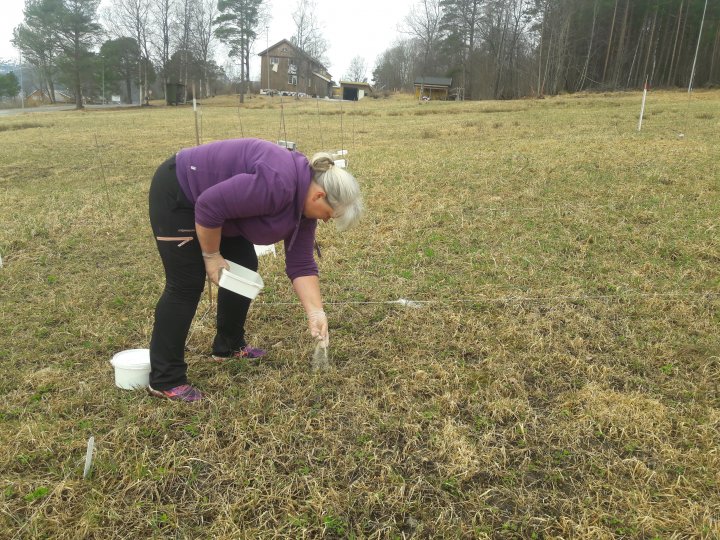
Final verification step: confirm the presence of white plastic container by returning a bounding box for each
[277,140,296,150]
[110,349,151,390]
[334,159,347,168]
[218,260,264,299]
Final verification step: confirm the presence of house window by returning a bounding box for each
[281,47,288,52]
[289,75,297,85]
[270,57,279,65]
[288,62,297,75]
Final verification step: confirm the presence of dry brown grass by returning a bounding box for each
[0,90,719,538]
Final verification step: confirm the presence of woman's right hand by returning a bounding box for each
[202,251,229,285]
[308,309,329,347]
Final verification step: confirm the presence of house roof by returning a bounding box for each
[257,38,293,57]
[414,76,452,87]
[340,80,373,88]
[257,39,328,71]
[28,89,73,99]
[313,71,332,83]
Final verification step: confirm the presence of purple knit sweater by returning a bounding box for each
[175,138,317,281]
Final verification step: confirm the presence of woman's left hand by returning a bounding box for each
[203,252,229,285]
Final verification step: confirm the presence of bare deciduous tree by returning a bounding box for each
[372,39,419,91]
[151,0,173,97]
[173,0,193,97]
[291,0,328,63]
[192,0,217,98]
[402,0,443,74]
[344,55,367,82]
[102,0,152,104]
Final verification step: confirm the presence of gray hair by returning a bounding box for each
[310,152,363,231]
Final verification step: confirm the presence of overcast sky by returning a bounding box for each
[1,0,416,81]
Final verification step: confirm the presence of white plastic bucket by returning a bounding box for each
[110,348,151,390]
[218,260,264,299]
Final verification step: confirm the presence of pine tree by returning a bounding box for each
[0,73,22,99]
[54,0,103,109]
[215,0,262,104]
[12,0,64,103]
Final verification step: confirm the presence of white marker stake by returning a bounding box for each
[83,436,95,479]
[638,80,648,132]
[393,298,423,308]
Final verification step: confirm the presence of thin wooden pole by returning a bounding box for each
[688,0,709,94]
[316,96,324,149]
[193,81,200,146]
[193,80,212,304]
[638,77,648,132]
[94,134,113,218]
[339,99,344,154]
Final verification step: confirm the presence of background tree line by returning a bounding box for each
[12,0,718,106]
[374,0,720,99]
[11,0,268,107]
[12,0,333,108]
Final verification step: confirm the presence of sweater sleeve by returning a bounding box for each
[284,219,318,281]
[194,173,276,228]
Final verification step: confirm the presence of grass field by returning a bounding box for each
[0,90,719,539]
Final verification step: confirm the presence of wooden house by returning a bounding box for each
[258,39,333,98]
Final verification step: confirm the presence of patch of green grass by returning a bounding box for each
[23,487,50,502]
[322,514,348,536]
[660,363,675,376]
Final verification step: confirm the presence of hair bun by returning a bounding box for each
[310,152,335,173]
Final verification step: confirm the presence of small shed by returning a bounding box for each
[414,77,452,101]
[339,81,373,101]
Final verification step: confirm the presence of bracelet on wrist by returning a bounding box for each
[202,251,220,259]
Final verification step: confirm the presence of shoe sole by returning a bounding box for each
[147,386,167,399]
[210,353,267,362]
[147,386,202,403]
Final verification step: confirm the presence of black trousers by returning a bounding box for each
[148,155,258,390]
